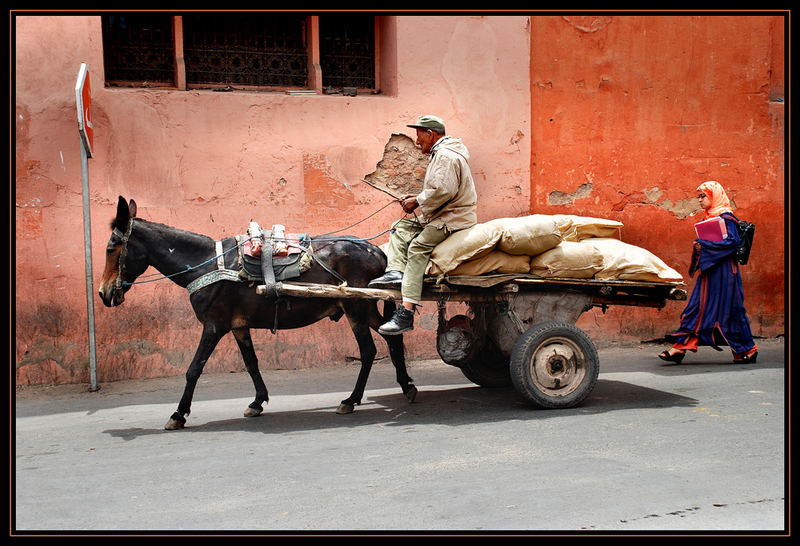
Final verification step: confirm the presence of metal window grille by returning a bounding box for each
[101,14,377,91]
[102,14,175,85]
[319,15,375,89]
[182,14,308,88]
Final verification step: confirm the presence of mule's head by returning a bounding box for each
[98,196,149,307]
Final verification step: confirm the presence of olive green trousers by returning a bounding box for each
[386,218,451,304]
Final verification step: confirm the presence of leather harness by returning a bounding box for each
[114,219,346,297]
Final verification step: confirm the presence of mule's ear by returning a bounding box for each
[128,199,137,218]
[114,196,129,228]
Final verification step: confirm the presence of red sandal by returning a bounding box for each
[658,349,685,364]
[733,349,758,364]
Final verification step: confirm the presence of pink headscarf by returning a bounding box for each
[697,181,733,219]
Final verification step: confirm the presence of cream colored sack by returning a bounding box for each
[585,237,683,282]
[447,250,531,276]
[551,214,623,241]
[428,223,502,275]
[485,215,562,256]
[529,241,604,279]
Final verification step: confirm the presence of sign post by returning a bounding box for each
[75,63,99,392]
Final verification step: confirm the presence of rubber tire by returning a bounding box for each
[459,337,512,387]
[510,322,599,409]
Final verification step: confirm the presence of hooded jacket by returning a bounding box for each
[415,136,478,230]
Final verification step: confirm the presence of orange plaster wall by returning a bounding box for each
[14,15,785,386]
[529,15,785,343]
[15,15,533,385]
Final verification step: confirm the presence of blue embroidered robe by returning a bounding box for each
[672,213,756,354]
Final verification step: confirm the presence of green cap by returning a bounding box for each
[407,115,446,133]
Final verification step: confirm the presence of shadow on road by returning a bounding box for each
[17,340,782,420]
[101,378,697,441]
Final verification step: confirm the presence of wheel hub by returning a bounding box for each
[533,342,578,390]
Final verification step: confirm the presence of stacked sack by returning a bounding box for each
[424,214,682,282]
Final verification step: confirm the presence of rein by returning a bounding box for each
[114,218,248,288]
[113,212,397,290]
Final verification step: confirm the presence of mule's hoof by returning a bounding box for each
[336,403,355,415]
[165,418,185,430]
[243,406,263,418]
[405,385,418,403]
[165,412,186,430]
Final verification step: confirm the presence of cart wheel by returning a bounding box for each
[459,338,512,387]
[510,322,599,409]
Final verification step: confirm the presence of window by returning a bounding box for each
[319,15,375,89]
[101,14,380,92]
[182,14,308,88]
[102,14,175,86]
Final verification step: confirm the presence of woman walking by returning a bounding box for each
[659,181,758,364]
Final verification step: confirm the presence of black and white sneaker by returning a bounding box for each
[368,270,403,288]
[378,306,414,335]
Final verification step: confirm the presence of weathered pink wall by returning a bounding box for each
[15,15,533,384]
[529,15,785,343]
[15,15,785,386]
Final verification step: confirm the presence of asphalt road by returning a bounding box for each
[14,338,786,534]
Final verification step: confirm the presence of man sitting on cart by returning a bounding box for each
[369,115,478,334]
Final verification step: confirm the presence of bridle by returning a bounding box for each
[112,217,135,292]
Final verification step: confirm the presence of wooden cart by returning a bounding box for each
[258,274,687,409]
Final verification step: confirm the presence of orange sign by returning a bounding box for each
[75,63,93,157]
